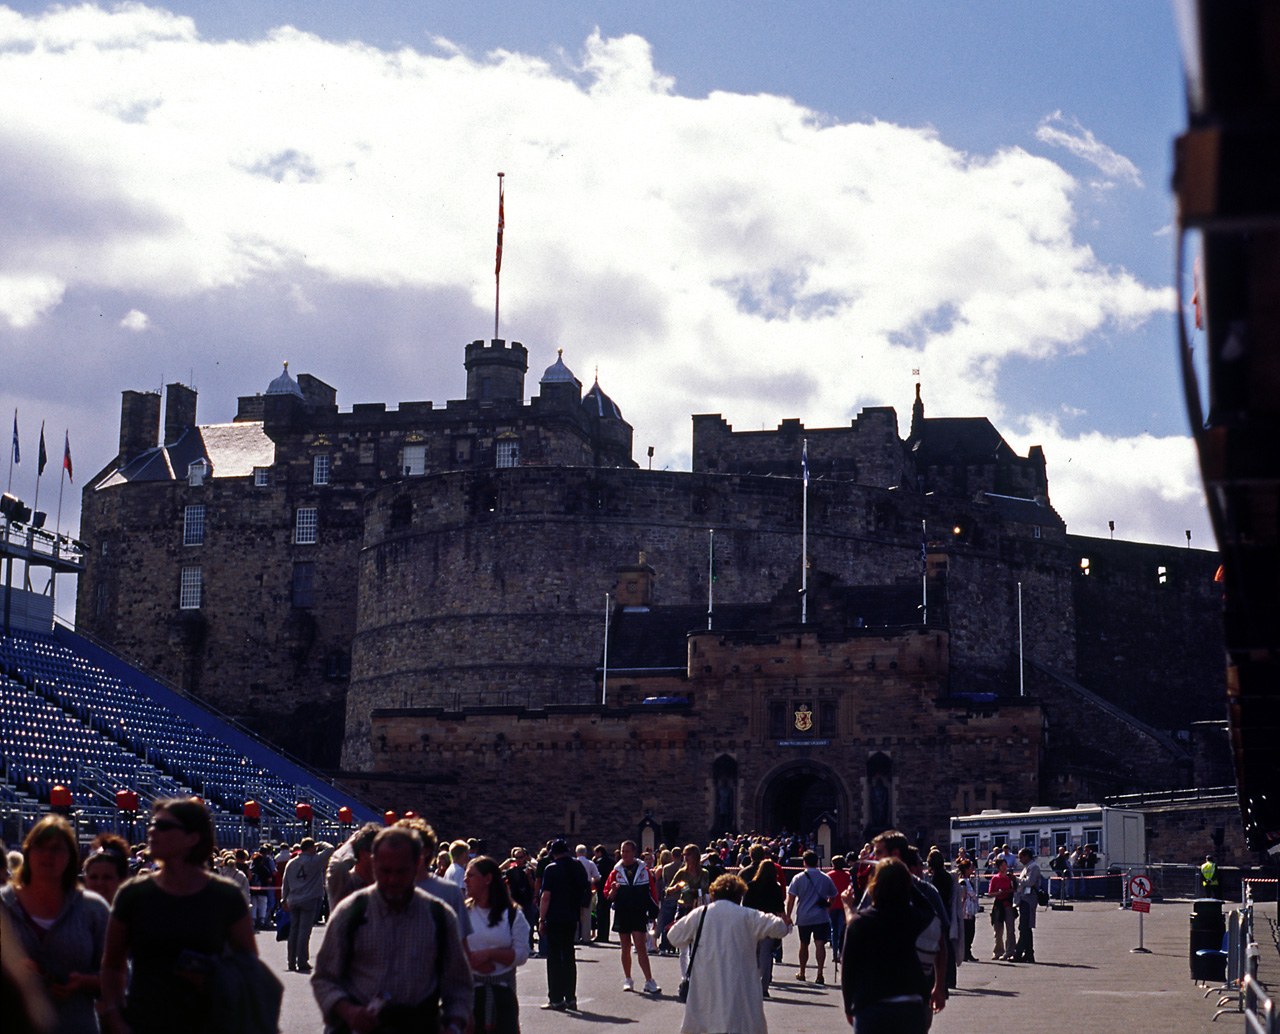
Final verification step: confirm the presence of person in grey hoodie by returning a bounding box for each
[281,837,334,973]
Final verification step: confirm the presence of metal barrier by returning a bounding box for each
[1243,975,1277,1034]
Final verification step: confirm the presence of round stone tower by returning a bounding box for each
[465,339,528,402]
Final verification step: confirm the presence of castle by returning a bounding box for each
[77,340,1227,852]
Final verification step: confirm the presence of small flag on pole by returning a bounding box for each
[921,522,927,574]
[37,424,46,477]
[802,440,809,488]
[63,431,73,483]
[10,411,18,466]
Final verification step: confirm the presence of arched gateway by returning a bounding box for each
[757,760,849,849]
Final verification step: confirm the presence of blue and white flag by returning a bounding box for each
[802,440,808,488]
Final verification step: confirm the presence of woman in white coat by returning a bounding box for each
[667,873,789,1034]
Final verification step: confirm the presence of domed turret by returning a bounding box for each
[266,362,304,398]
[540,349,578,386]
[537,349,582,411]
[583,378,623,421]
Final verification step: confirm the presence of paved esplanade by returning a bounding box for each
[269,901,1239,1034]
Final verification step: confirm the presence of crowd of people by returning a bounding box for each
[0,808,1061,1034]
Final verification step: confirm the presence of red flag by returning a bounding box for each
[1191,255,1203,330]
[63,431,73,483]
[494,175,504,277]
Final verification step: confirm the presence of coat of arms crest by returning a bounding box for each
[794,704,813,732]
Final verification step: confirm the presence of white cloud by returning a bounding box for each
[1007,418,1211,547]
[1035,111,1143,187]
[0,7,1193,547]
[119,308,150,330]
[0,273,65,327]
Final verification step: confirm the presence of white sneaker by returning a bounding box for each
[622,977,634,992]
[643,978,661,994]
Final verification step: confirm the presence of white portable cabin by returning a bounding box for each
[949,804,1146,871]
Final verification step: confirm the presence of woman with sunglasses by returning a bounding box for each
[100,799,256,1034]
[0,813,110,1034]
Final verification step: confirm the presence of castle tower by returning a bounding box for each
[465,339,528,402]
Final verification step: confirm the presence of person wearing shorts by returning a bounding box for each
[607,841,661,994]
[786,851,839,985]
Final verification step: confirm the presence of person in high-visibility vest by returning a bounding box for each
[1200,855,1219,897]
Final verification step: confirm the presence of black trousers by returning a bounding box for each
[544,920,578,1004]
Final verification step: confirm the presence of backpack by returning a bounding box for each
[504,864,533,908]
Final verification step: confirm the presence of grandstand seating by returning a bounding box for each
[0,627,376,841]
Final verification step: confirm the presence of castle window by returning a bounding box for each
[496,440,519,468]
[402,444,426,476]
[1079,557,1090,576]
[1157,565,1169,586]
[358,441,376,465]
[254,467,269,487]
[187,459,206,487]
[183,504,205,546]
[313,454,330,485]
[768,702,785,739]
[454,437,473,464]
[390,495,412,531]
[292,562,315,608]
[101,537,108,555]
[295,507,318,545]
[820,700,837,737]
[95,582,110,617]
[179,566,202,609]
[1033,525,1041,539]
[325,649,351,680]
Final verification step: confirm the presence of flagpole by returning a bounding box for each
[601,590,610,706]
[8,408,15,492]
[1018,581,1024,697]
[801,438,808,625]
[494,172,504,341]
[921,519,928,626]
[32,421,44,518]
[707,529,714,630]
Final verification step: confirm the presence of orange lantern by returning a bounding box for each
[384,810,398,826]
[243,800,261,822]
[296,802,314,821]
[116,790,140,813]
[50,784,72,809]
[338,807,354,824]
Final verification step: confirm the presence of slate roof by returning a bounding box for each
[97,423,275,488]
[911,417,1015,467]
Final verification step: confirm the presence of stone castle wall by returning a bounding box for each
[343,467,1079,768]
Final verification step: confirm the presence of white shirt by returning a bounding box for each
[465,904,531,975]
[576,855,601,884]
[446,861,467,888]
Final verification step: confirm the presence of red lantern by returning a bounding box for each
[116,790,140,813]
[404,811,418,820]
[384,810,398,826]
[50,784,72,809]
[296,802,314,821]
[243,800,261,822]
[338,807,353,824]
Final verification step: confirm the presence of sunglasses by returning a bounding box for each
[149,819,186,833]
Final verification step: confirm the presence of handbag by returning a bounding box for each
[803,870,832,910]
[677,906,709,1003]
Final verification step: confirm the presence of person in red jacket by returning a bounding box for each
[987,857,1016,961]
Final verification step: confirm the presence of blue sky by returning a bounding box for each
[1,1,1210,623]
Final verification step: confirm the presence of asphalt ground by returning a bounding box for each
[267,900,1271,1034]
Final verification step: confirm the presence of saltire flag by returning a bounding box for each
[802,441,809,488]
[921,523,928,575]
[495,176,505,276]
[63,431,73,483]
[10,411,17,465]
[37,424,46,476]
[710,531,716,582]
